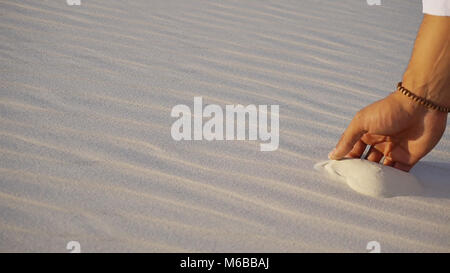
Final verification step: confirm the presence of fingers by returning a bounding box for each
[361,134,390,144]
[327,109,419,173]
[382,156,413,172]
[330,133,414,172]
[390,146,417,166]
[329,114,366,160]
[389,146,420,172]
[346,140,367,158]
[393,162,412,172]
[366,148,384,162]
[382,157,394,167]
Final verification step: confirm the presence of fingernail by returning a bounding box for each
[328,148,336,160]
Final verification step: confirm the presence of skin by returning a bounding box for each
[329,15,450,172]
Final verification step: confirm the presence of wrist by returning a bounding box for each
[391,88,422,114]
[402,72,450,109]
[391,83,449,117]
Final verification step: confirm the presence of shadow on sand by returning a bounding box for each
[411,161,450,199]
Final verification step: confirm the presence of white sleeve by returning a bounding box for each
[423,0,450,16]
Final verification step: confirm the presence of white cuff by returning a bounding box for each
[423,0,450,16]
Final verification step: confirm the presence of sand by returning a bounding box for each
[0,0,449,252]
[314,159,424,198]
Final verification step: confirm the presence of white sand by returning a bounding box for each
[314,159,423,198]
[1,0,449,252]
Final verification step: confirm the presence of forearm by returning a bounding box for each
[402,14,450,108]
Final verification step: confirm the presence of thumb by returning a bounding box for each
[329,114,366,160]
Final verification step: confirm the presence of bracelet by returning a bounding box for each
[396,82,450,113]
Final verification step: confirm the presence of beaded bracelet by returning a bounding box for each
[396,82,450,113]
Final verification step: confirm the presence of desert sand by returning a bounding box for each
[1,0,449,252]
[315,159,424,198]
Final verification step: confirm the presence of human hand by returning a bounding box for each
[328,91,447,171]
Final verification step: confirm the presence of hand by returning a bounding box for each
[328,90,447,171]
